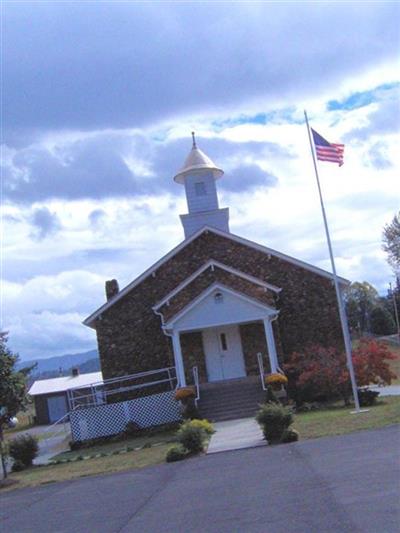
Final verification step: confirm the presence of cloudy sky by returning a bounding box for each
[2,2,399,361]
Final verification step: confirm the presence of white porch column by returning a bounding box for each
[172,330,186,387]
[263,317,278,374]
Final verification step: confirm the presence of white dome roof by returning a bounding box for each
[173,144,224,184]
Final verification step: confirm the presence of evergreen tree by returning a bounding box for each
[370,306,396,336]
[0,333,29,479]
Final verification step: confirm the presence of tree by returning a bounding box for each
[369,306,396,336]
[382,211,400,275]
[344,281,380,335]
[0,333,29,479]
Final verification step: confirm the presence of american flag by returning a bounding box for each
[311,128,344,166]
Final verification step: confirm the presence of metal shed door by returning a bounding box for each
[47,395,68,423]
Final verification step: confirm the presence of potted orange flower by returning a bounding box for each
[265,373,288,391]
[174,386,196,403]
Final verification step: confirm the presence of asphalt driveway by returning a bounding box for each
[1,425,399,533]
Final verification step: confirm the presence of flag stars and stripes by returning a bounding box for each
[311,128,345,166]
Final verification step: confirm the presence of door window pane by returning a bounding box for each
[220,333,228,351]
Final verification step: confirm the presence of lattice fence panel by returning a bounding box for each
[70,391,181,442]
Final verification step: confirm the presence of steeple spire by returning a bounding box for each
[173,134,230,239]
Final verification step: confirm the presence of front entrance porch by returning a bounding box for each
[164,284,280,388]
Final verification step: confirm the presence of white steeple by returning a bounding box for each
[174,133,230,239]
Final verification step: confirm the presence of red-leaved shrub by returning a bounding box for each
[283,339,397,406]
[352,338,396,387]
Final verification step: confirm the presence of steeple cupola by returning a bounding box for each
[174,133,230,239]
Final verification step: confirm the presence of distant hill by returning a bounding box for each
[17,349,99,380]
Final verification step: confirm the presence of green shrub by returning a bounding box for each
[177,422,205,454]
[189,419,215,436]
[11,459,26,472]
[357,388,380,407]
[9,434,39,467]
[124,421,141,437]
[255,403,293,444]
[166,445,187,462]
[281,428,299,443]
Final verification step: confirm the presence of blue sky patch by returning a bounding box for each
[211,107,300,132]
[327,82,399,111]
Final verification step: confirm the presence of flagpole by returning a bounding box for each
[304,110,363,413]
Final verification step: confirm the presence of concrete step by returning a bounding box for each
[200,398,264,410]
[200,407,261,422]
[198,379,265,422]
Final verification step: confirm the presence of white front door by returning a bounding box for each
[203,325,246,382]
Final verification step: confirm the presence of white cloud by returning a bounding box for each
[2,3,399,360]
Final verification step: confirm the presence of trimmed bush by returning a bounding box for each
[357,388,380,407]
[177,422,205,454]
[9,434,39,467]
[281,428,299,443]
[189,419,215,436]
[166,445,187,463]
[256,404,293,444]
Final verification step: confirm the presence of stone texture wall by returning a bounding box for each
[94,229,344,382]
[179,331,207,384]
[239,322,269,376]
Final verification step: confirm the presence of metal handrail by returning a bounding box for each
[192,366,200,404]
[69,370,178,410]
[68,366,177,392]
[257,352,267,391]
[39,411,73,449]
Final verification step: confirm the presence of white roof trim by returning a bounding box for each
[153,259,281,311]
[28,371,103,396]
[83,226,349,327]
[164,282,278,330]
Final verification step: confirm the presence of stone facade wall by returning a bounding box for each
[239,322,269,376]
[179,332,207,384]
[94,230,344,382]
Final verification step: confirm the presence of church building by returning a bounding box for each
[83,135,347,418]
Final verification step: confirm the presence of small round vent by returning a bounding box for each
[214,292,223,304]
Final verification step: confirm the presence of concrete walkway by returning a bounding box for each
[369,384,400,396]
[207,417,266,454]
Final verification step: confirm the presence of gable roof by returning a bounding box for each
[83,226,349,328]
[152,259,281,311]
[163,282,278,330]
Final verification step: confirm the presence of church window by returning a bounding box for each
[195,182,206,196]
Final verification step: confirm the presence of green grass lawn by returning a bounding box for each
[3,397,399,492]
[6,444,171,491]
[294,396,400,440]
[2,429,178,492]
[52,429,177,462]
